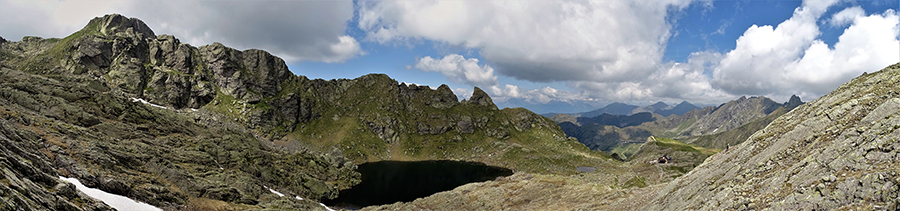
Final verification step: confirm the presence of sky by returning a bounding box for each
[1,0,898,113]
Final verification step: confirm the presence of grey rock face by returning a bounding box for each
[677,96,783,136]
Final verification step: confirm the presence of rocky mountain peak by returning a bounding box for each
[784,94,803,108]
[468,87,497,110]
[87,14,156,39]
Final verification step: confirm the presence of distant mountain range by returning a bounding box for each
[551,95,805,155]
[494,98,605,115]
[544,101,701,118]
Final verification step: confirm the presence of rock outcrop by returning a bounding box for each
[466,87,497,109]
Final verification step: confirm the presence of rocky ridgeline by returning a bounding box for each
[679,95,785,136]
[638,63,900,210]
[2,14,567,150]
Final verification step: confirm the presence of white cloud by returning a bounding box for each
[412,54,498,87]
[712,1,900,100]
[487,84,586,104]
[359,0,694,83]
[0,0,125,40]
[829,6,865,27]
[570,51,734,104]
[0,0,362,63]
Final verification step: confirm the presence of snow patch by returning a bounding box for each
[265,186,285,197]
[267,186,334,211]
[59,176,162,211]
[130,98,167,109]
[319,202,336,211]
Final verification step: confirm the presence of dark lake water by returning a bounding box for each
[323,160,514,209]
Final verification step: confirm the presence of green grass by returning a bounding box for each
[652,137,720,156]
[608,143,642,158]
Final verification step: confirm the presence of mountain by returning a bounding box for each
[496,98,604,115]
[0,14,608,210]
[676,96,783,136]
[655,101,700,117]
[580,102,639,117]
[557,95,804,157]
[547,101,699,119]
[635,64,900,210]
[630,101,669,114]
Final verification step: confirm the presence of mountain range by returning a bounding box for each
[0,14,607,210]
[552,95,804,157]
[545,100,701,118]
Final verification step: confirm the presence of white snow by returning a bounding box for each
[190,108,198,112]
[59,176,162,211]
[268,188,334,211]
[265,186,285,197]
[130,98,167,109]
[319,202,337,211]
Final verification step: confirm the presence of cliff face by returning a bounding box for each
[639,64,900,210]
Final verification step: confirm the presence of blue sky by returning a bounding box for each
[2,0,899,113]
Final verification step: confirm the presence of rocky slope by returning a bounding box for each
[0,54,359,210]
[678,96,785,136]
[0,14,609,210]
[632,63,900,210]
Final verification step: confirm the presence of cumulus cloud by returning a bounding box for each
[358,0,694,83]
[412,54,498,87]
[488,84,586,104]
[0,0,362,63]
[571,51,734,104]
[829,6,865,27]
[712,1,900,100]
